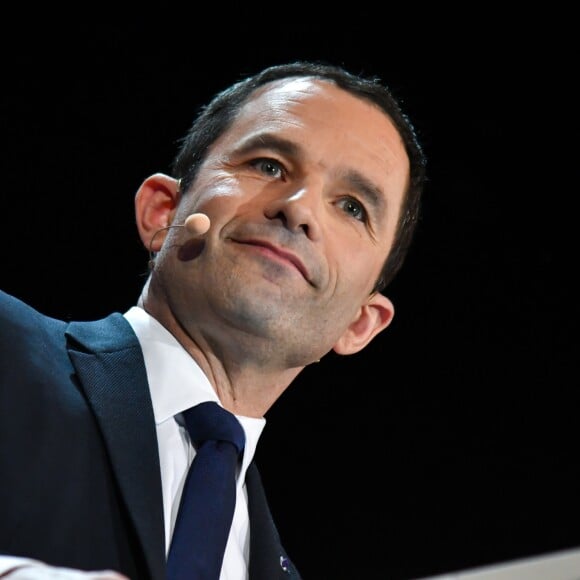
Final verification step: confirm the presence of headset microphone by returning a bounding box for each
[148,213,211,269]
[183,213,211,236]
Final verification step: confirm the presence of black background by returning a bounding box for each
[2,10,577,580]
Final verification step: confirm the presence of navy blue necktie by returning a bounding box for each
[167,401,246,580]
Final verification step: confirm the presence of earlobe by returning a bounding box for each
[135,173,181,252]
[332,293,395,355]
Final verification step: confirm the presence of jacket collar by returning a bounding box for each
[65,313,166,580]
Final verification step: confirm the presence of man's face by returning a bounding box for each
[156,78,410,365]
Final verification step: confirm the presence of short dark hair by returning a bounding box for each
[171,61,427,292]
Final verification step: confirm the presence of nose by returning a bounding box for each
[264,184,322,241]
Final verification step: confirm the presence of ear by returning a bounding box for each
[332,292,395,355]
[134,173,181,252]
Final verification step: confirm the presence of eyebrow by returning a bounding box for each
[234,133,301,160]
[234,132,387,221]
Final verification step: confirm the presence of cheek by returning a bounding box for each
[330,242,385,296]
[179,175,244,226]
[196,174,242,203]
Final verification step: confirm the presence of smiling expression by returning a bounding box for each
[154,77,410,363]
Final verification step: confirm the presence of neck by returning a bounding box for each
[138,284,305,418]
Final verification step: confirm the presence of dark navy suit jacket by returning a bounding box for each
[0,290,301,580]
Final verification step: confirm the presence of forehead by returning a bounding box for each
[245,76,386,128]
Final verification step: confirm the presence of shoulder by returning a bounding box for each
[0,290,65,338]
[0,289,68,368]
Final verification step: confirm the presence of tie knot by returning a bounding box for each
[182,401,245,455]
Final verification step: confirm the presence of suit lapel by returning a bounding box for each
[247,463,302,579]
[66,313,166,580]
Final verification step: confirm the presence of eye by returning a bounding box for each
[249,157,285,179]
[337,196,368,222]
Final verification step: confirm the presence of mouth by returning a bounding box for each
[231,238,313,286]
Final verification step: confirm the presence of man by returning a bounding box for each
[0,61,426,579]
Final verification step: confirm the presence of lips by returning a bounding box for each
[231,237,313,285]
